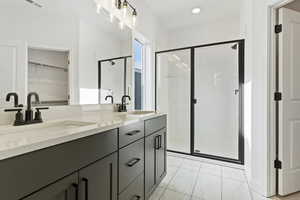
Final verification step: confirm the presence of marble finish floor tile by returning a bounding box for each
[199,162,222,176]
[160,189,191,200]
[149,155,252,200]
[222,178,251,200]
[222,166,246,182]
[168,168,198,195]
[192,172,222,200]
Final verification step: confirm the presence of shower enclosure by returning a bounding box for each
[156,40,244,164]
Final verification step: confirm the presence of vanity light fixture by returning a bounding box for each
[122,0,128,18]
[97,3,102,13]
[94,0,137,29]
[192,7,201,14]
[132,9,137,27]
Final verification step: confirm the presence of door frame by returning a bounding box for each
[155,39,245,165]
[268,0,296,196]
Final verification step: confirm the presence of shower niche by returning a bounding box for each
[28,48,69,106]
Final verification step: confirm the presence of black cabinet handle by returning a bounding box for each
[82,178,89,200]
[126,158,141,167]
[125,130,141,136]
[154,135,160,150]
[157,135,161,149]
[131,195,141,200]
[72,183,79,200]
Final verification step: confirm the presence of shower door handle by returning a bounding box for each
[234,89,240,95]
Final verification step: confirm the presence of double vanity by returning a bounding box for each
[0,111,167,200]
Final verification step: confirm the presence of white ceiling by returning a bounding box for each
[145,0,242,30]
[285,0,300,12]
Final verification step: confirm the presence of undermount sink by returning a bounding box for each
[0,120,98,136]
[127,111,156,115]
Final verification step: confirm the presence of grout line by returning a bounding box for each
[158,163,181,200]
[221,167,223,200]
[190,163,201,199]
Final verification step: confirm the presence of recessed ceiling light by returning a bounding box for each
[192,7,201,14]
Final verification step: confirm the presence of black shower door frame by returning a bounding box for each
[155,39,245,165]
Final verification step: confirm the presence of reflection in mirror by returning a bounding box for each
[99,56,132,104]
[0,0,132,107]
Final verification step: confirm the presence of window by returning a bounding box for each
[134,39,144,110]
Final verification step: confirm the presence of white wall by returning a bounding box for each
[240,0,290,197]
[0,3,79,104]
[161,16,241,50]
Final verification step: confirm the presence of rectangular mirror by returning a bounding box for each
[0,0,132,107]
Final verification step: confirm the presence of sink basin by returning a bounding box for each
[0,120,98,136]
[127,111,156,115]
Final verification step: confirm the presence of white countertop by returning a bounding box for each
[0,111,165,161]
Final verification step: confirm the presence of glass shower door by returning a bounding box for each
[193,42,241,160]
[156,49,191,153]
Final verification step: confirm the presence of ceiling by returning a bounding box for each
[145,0,242,30]
[285,0,300,12]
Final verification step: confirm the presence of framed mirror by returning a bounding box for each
[0,0,132,107]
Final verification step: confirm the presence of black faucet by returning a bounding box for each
[105,95,114,104]
[4,92,49,126]
[6,92,23,107]
[25,92,40,122]
[118,95,131,112]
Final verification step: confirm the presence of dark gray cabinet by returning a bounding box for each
[79,153,118,200]
[145,128,167,199]
[2,115,167,200]
[119,174,144,200]
[22,173,78,200]
[156,129,167,184]
[119,139,144,193]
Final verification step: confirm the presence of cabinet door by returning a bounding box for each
[22,173,78,200]
[156,129,167,183]
[78,153,118,200]
[145,134,156,198]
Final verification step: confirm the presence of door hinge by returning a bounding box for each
[274,159,282,169]
[274,92,282,101]
[275,24,282,34]
[192,99,197,104]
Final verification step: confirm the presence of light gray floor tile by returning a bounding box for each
[192,172,222,200]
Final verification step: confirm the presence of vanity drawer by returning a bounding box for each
[145,115,167,136]
[0,129,118,200]
[119,174,144,200]
[119,121,144,148]
[119,139,144,193]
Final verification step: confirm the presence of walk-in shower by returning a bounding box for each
[155,40,244,164]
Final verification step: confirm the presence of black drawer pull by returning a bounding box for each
[154,135,160,150]
[126,158,141,167]
[131,195,141,200]
[126,130,141,136]
[159,135,162,149]
[72,183,79,200]
[82,178,89,200]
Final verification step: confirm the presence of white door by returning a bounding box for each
[278,8,300,196]
[0,41,27,107]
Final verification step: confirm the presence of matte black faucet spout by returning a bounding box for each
[6,92,22,107]
[26,92,40,121]
[118,95,131,112]
[105,95,114,104]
